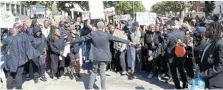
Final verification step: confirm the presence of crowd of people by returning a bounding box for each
[0,14,223,90]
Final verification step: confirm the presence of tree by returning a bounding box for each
[104,1,145,15]
[204,1,215,16]
[151,1,193,19]
[56,1,89,12]
[20,1,54,10]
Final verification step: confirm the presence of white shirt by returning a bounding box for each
[42,27,51,38]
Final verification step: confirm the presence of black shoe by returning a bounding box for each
[16,86,23,90]
[70,74,74,80]
[76,74,81,79]
[128,74,135,80]
[183,83,188,89]
[34,77,39,83]
[40,76,47,81]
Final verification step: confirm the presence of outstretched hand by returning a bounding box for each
[148,56,153,61]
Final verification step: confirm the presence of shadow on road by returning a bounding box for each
[78,73,99,89]
[135,72,175,89]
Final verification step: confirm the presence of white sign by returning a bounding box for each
[89,0,105,20]
[136,12,156,25]
[114,14,131,21]
[0,11,15,28]
[104,7,115,16]
[82,11,90,20]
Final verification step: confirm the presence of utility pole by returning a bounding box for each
[132,1,135,21]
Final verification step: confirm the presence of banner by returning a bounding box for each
[104,7,115,16]
[136,12,156,25]
[113,14,131,21]
[89,1,105,20]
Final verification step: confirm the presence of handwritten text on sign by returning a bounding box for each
[136,12,156,25]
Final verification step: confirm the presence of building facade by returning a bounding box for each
[0,1,29,16]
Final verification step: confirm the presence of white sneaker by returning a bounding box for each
[158,74,162,81]
[148,72,153,79]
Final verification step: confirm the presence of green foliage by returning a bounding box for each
[151,1,192,15]
[104,1,145,15]
[204,1,215,16]
[20,1,54,10]
[56,1,89,12]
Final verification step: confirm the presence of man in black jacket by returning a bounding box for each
[149,20,188,89]
[199,24,223,89]
[71,21,131,90]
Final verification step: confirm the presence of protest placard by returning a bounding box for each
[89,0,105,20]
[113,14,131,21]
[112,29,125,38]
[136,12,156,25]
[104,7,115,16]
[0,10,15,28]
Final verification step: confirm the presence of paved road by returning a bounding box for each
[22,70,175,90]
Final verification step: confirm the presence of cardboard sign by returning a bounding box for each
[112,29,125,38]
[136,12,156,25]
[104,7,115,16]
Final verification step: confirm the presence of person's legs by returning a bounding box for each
[6,71,14,89]
[88,61,98,89]
[135,48,142,73]
[119,51,127,74]
[130,47,136,73]
[58,57,65,78]
[99,62,107,89]
[75,60,81,78]
[50,54,59,78]
[184,57,194,78]
[170,62,181,89]
[39,55,47,81]
[14,66,24,89]
[177,58,188,88]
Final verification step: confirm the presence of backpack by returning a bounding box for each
[172,34,186,57]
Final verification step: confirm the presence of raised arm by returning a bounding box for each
[71,32,92,44]
[109,34,130,44]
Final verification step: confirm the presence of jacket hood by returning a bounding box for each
[33,25,41,34]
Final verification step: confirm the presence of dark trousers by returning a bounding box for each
[29,58,40,78]
[39,55,46,76]
[170,57,188,89]
[114,50,127,72]
[6,66,24,89]
[88,61,108,89]
[184,57,194,78]
[50,54,65,77]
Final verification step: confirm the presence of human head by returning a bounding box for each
[33,25,42,37]
[50,26,61,38]
[132,21,139,31]
[97,21,105,30]
[44,20,50,28]
[155,25,160,32]
[149,24,155,32]
[12,23,21,35]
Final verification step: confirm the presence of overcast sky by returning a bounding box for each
[142,1,160,11]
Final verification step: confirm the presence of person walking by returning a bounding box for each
[70,21,131,90]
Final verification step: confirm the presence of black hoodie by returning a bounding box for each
[31,25,48,54]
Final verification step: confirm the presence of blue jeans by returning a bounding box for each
[129,47,142,73]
